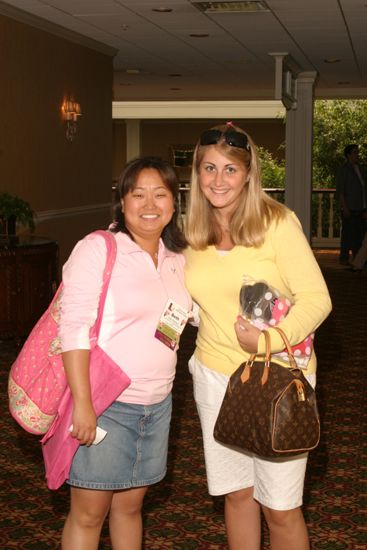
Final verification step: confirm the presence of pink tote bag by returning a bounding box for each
[41,230,131,489]
[41,345,130,490]
[8,230,126,435]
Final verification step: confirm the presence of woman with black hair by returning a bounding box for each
[59,157,192,549]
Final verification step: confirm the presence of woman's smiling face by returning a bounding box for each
[122,168,175,240]
[199,146,248,215]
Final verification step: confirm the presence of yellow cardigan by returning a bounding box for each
[184,211,332,376]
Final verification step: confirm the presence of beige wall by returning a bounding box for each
[112,118,285,181]
[112,121,127,180]
[0,9,284,269]
[0,13,113,267]
[142,119,285,161]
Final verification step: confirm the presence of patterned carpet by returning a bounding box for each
[0,251,366,549]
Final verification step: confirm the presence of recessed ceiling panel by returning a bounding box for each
[1,0,366,99]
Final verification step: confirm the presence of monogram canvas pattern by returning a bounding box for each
[214,360,320,458]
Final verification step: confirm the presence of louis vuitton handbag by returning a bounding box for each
[213,327,320,458]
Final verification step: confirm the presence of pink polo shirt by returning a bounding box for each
[59,232,192,405]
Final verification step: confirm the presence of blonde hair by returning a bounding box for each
[185,123,286,249]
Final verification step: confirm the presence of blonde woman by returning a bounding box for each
[184,123,332,550]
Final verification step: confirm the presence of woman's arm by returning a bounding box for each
[62,349,96,446]
[234,317,261,354]
[257,211,332,354]
[234,212,332,355]
[59,234,108,444]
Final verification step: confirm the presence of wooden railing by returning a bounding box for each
[112,180,340,248]
[311,189,340,248]
[178,186,340,248]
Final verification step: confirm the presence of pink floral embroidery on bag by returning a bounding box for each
[8,230,117,435]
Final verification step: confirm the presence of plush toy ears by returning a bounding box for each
[239,282,274,321]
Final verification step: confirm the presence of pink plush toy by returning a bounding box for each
[239,280,313,369]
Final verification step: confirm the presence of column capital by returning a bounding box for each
[297,71,318,85]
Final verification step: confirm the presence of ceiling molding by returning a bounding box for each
[112,100,286,120]
[0,0,117,57]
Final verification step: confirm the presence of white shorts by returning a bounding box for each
[189,355,316,511]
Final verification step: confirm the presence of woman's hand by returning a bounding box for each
[70,400,97,446]
[62,349,96,446]
[234,316,261,354]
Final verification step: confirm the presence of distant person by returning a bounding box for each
[336,144,367,265]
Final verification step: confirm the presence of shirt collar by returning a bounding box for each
[116,231,176,258]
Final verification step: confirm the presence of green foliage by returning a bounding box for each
[258,146,285,188]
[256,100,367,192]
[0,193,35,231]
[313,99,367,188]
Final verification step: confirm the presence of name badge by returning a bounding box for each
[155,299,189,350]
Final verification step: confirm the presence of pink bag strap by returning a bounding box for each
[89,230,117,341]
[43,230,117,342]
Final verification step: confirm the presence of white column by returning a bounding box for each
[126,119,141,161]
[285,72,317,242]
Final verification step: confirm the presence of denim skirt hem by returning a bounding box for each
[67,469,167,491]
[67,394,172,490]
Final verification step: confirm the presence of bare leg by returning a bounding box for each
[225,487,261,550]
[262,506,310,550]
[62,487,112,550]
[109,486,148,550]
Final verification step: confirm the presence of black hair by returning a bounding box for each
[111,156,187,252]
[344,144,358,158]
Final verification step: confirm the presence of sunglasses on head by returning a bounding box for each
[200,129,250,151]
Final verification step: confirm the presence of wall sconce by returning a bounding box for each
[61,99,82,141]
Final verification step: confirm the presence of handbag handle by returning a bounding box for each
[240,326,298,384]
[272,326,297,364]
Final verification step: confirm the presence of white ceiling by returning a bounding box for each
[1,0,367,101]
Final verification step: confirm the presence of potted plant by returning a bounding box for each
[0,192,35,236]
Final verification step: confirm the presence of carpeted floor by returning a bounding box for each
[0,250,366,549]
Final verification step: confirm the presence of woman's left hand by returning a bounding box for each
[234,317,261,354]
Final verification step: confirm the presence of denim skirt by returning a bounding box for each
[67,393,172,490]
